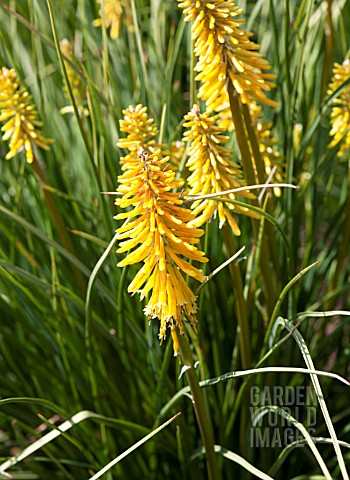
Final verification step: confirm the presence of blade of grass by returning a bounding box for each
[88,413,181,480]
[85,232,119,405]
[269,437,350,477]
[251,407,332,479]
[0,410,149,474]
[262,261,320,354]
[191,445,274,480]
[156,366,349,425]
[275,317,350,480]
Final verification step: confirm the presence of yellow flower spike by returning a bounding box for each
[178,0,277,114]
[115,147,208,349]
[0,67,53,163]
[328,60,350,157]
[183,105,257,235]
[59,39,88,116]
[93,0,133,39]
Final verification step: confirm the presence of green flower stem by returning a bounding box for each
[32,157,86,296]
[241,102,280,278]
[228,81,256,186]
[320,0,334,99]
[222,224,251,370]
[175,330,221,480]
[228,81,277,315]
[241,102,266,185]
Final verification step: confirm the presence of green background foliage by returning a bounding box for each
[0,0,349,478]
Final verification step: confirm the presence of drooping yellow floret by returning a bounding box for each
[115,146,208,353]
[183,105,257,235]
[177,0,277,113]
[0,67,53,163]
[328,60,350,157]
[93,0,133,39]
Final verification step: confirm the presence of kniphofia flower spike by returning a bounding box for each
[115,147,208,354]
[183,105,256,235]
[0,67,53,163]
[178,0,277,113]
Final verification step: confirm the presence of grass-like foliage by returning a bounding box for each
[0,0,350,479]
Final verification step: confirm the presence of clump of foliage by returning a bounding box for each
[0,1,350,479]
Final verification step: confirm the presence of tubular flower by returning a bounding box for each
[0,67,53,163]
[115,147,208,353]
[60,39,88,116]
[183,105,256,236]
[328,60,350,157]
[177,0,277,113]
[93,0,133,39]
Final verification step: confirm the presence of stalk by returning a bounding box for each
[240,102,266,185]
[174,330,221,480]
[228,81,277,315]
[320,0,334,100]
[228,82,256,186]
[222,225,251,370]
[241,102,280,277]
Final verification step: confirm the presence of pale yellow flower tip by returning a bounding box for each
[0,67,53,163]
[327,59,350,157]
[115,143,207,350]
